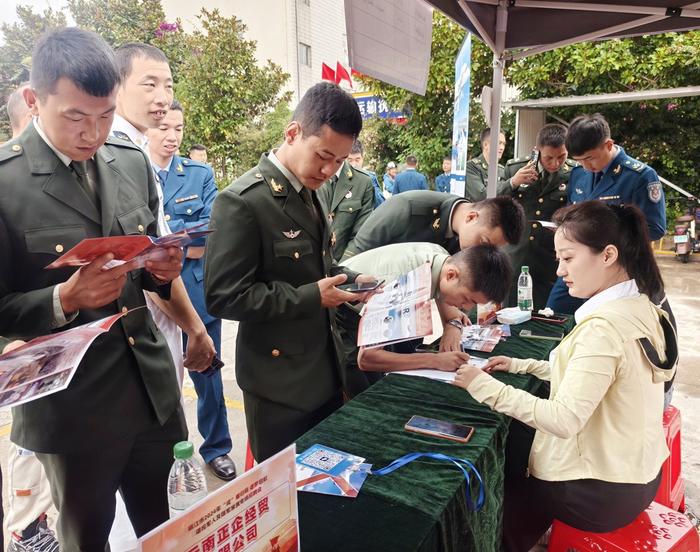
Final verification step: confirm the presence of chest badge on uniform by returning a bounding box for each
[282,229,301,239]
[271,178,283,193]
[432,218,440,231]
[558,183,567,192]
[345,190,352,199]
[648,182,662,204]
[331,231,337,247]
[613,165,621,175]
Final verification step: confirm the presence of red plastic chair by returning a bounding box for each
[549,501,699,552]
[655,405,685,511]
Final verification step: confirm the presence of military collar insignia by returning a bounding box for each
[481,163,488,170]
[331,231,337,247]
[432,218,440,231]
[176,164,184,173]
[632,162,641,170]
[345,190,352,199]
[182,159,189,165]
[270,178,284,193]
[346,167,352,178]
[613,165,621,175]
[113,130,131,142]
[558,183,567,191]
[576,188,583,195]
[282,229,301,239]
[563,164,570,172]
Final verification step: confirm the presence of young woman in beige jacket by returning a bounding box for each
[454,200,675,551]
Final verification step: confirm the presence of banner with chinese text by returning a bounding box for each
[450,34,472,197]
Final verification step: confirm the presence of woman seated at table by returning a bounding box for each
[453,200,676,552]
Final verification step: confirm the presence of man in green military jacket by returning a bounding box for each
[502,124,577,309]
[317,158,375,261]
[465,127,509,201]
[205,83,375,462]
[0,29,187,548]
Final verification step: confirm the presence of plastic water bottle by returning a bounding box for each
[167,441,208,518]
[517,266,533,311]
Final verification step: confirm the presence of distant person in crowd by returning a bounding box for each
[339,243,511,396]
[465,127,508,201]
[6,83,32,139]
[546,114,667,314]
[0,28,189,550]
[205,82,377,462]
[346,139,384,208]
[3,85,59,552]
[393,155,428,194]
[318,143,376,262]
[147,101,235,481]
[383,161,397,196]
[435,156,452,193]
[341,191,525,263]
[454,201,676,552]
[502,124,578,310]
[189,143,208,163]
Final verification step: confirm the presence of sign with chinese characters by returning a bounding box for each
[138,445,298,552]
[353,93,406,121]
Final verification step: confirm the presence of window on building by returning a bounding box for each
[299,42,311,67]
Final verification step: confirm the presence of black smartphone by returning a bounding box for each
[337,279,385,293]
[529,149,540,166]
[405,415,475,443]
[201,356,225,377]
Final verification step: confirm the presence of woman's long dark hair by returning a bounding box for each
[552,201,664,299]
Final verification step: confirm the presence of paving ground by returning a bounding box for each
[0,253,697,547]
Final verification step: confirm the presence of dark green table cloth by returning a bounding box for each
[297,316,574,552]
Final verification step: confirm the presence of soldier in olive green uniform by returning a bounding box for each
[501,124,577,309]
[317,161,375,261]
[464,128,509,201]
[205,83,369,462]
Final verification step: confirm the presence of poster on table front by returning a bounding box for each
[138,445,299,552]
[450,34,472,197]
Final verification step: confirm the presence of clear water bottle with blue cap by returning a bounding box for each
[167,441,208,518]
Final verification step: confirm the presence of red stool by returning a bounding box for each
[656,405,685,511]
[549,501,700,552]
[244,439,255,472]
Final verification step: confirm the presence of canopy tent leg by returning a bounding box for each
[486,1,508,197]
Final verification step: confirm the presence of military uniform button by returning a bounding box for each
[165,214,171,221]
[187,209,192,214]
[538,198,544,203]
[293,251,300,260]
[532,223,538,229]
[137,224,144,233]
[518,194,523,199]
[11,144,21,152]
[348,207,353,212]
[433,209,438,214]
[121,306,128,314]
[529,236,535,241]
[271,349,280,357]
[128,336,135,346]
[255,173,262,178]
[55,244,64,253]
[535,210,541,216]
[560,197,564,202]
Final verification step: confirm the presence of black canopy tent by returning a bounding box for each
[420,0,700,196]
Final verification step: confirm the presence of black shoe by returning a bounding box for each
[208,454,237,481]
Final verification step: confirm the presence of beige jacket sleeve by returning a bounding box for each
[467,324,622,438]
[509,357,552,380]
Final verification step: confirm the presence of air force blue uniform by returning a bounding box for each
[159,155,232,463]
[435,173,451,193]
[394,168,429,194]
[546,147,666,313]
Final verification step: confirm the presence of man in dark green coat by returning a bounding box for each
[341,190,525,261]
[465,127,509,201]
[0,29,187,548]
[317,160,375,261]
[205,83,373,462]
[502,123,577,309]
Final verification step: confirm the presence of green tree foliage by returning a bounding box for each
[175,9,290,184]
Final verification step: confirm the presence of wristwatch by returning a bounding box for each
[446,318,465,331]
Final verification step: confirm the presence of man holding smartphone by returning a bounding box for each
[502,124,577,310]
[205,83,375,462]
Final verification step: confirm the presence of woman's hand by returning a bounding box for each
[483,355,512,374]
[453,363,484,390]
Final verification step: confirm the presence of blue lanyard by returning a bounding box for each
[370,452,486,511]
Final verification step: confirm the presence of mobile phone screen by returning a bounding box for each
[404,415,475,442]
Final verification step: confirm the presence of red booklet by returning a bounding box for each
[46,225,212,269]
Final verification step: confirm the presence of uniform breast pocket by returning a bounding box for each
[173,198,204,219]
[117,204,156,236]
[337,199,361,215]
[273,239,313,262]
[24,225,87,264]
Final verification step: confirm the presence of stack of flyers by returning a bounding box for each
[295,444,372,498]
[461,325,504,353]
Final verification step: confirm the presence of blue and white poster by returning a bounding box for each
[450,34,472,197]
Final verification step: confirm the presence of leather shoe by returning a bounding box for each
[208,455,237,481]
